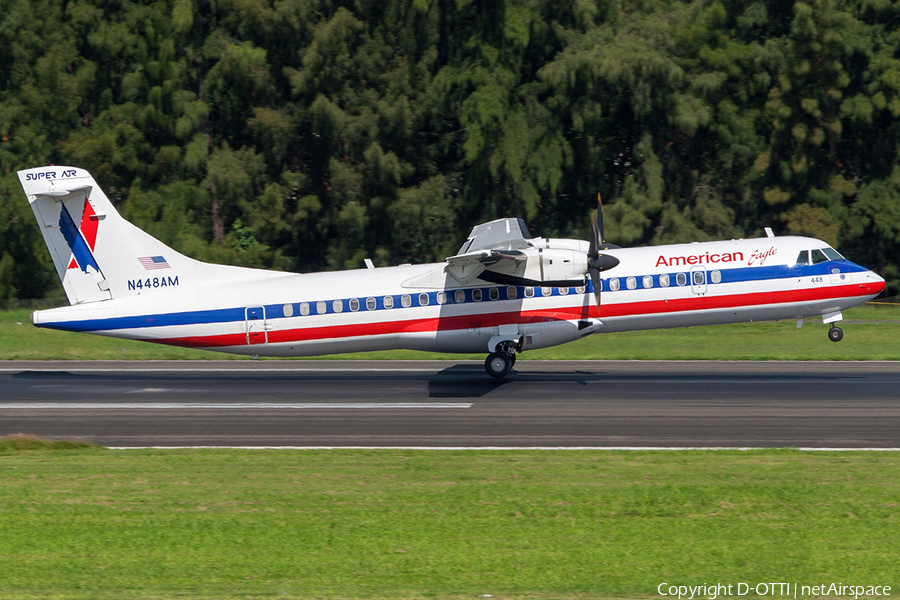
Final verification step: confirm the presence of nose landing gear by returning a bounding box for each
[485,341,518,379]
[828,324,843,342]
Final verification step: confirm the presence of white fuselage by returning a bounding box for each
[31,235,885,357]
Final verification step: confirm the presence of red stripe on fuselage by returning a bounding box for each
[150,281,883,349]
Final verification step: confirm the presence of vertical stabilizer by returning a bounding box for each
[18,166,199,304]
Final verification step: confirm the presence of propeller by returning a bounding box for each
[587,193,620,311]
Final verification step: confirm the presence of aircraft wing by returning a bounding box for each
[444,249,529,285]
[455,218,533,255]
[446,218,532,284]
[446,249,527,267]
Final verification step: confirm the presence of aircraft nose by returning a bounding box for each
[868,270,886,294]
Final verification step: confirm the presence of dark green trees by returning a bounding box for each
[1,0,899,299]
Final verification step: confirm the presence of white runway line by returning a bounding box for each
[0,368,450,373]
[105,446,900,451]
[0,402,473,410]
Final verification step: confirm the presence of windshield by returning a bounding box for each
[822,247,844,261]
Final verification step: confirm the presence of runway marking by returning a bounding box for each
[104,446,900,451]
[0,402,473,410]
[0,368,452,373]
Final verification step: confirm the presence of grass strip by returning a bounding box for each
[1,303,899,361]
[0,434,95,451]
[0,446,898,599]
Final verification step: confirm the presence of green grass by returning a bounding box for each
[2,303,899,361]
[0,446,898,599]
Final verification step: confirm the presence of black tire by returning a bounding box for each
[485,352,512,379]
[509,353,517,368]
[828,326,843,342]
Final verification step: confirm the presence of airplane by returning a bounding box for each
[18,166,886,378]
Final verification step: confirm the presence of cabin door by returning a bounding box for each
[245,306,268,345]
[690,266,708,296]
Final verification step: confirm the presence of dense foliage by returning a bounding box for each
[2,0,900,300]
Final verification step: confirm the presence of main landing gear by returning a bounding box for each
[828,324,844,342]
[485,341,518,379]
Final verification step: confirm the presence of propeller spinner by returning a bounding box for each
[587,193,620,310]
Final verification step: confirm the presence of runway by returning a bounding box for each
[1,360,899,448]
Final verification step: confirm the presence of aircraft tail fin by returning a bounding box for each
[18,166,198,304]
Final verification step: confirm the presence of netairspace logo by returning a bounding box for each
[658,582,892,600]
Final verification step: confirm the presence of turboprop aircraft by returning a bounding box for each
[18,166,886,378]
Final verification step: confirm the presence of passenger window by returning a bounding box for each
[525,287,534,298]
[811,249,828,264]
[473,289,482,301]
[366,297,376,310]
[558,287,569,295]
[300,302,310,316]
[316,301,326,314]
[693,271,705,285]
[283,303,293,317]
[626,276,636,290]
[333,300,343,313]
[710,270,722,284]
[541,286,552,296]
[436,292,447,305]
[609,278,620,291]
[419,293,430,306]
[401,294,411,308]
[455,290,465,303]
[507,286,517,299]
[384,296,394,309]
[642,275,653,289]
[349,298,360,312]
[575,285,585,294]
[795,250,810,265]
[676,273,687,286]
[659,274,670,287]
[489,288,499,300]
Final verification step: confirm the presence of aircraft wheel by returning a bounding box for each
[485,352,512,379]
[509,353,517,368]
[828,326,843,342]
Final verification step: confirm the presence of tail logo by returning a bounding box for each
[59,198,101,274]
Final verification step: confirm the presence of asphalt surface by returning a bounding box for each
[1,360,899,448]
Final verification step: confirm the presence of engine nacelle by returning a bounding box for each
[522,248,588,283]
[530,238,590,252]
[481,245,588,285]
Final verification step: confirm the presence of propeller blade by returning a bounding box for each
[589,212,600,258]
[594,192,606,248]
[589,267,601,312]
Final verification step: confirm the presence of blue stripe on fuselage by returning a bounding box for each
[600,260,867,291]
[720,261,864,284]
[40,307,246,333]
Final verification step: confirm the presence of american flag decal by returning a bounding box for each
[138,256,170,270]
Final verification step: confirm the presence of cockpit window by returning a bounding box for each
[810,249,828,264]
[822,247,844,261]
[795,250,809,265]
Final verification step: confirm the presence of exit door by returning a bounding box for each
[245,306,267,345]
[690,267,708,295]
